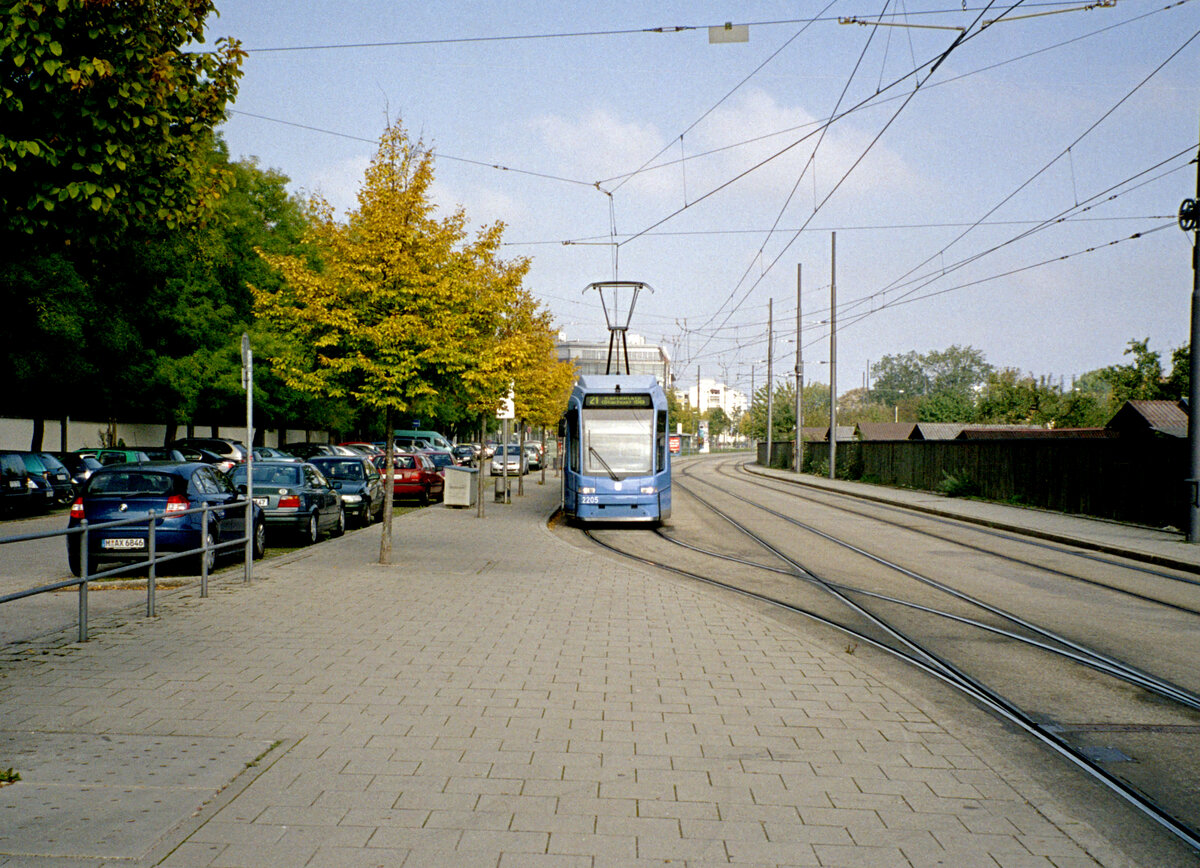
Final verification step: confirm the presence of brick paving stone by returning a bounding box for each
[0,480,1155,867]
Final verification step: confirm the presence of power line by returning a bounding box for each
[226,110,599,189]
[233,4,1137,52]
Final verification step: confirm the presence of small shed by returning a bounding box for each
[1106,400,1188,439]
[855,422,917,441]
[912,423,965,440]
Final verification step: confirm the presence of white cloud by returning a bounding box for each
[530,108,672,196]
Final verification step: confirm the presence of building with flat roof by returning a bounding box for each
[556,334,672,387]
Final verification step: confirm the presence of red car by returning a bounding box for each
[376,452,443,503]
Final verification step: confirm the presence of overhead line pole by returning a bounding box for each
[766,299,774,467]
[795,264,803,474]
[1183,114,1200,542]
[829,233,837,480]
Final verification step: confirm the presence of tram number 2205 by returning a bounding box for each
[581,495,599,504]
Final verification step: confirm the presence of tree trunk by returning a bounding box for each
[379,406,394,565]
[30,418,44,451]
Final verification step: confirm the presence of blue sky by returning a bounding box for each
[204,1,1200,398]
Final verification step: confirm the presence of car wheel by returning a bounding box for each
[301,512,319,546]
[360,498,373,527]
[252,519,266,560]
[419,486,429,505]
[193,530,217,574]
[332,506,345,537]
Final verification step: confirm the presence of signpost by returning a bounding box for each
[240,333,253,583]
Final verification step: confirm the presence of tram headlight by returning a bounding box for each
[579,486,596,494]
[640,486,656,495]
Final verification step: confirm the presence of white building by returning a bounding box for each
[680,378,747,418]
[555,334,672,387]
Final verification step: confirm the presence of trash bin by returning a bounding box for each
[494,474,511,504]
[444,466,478,508]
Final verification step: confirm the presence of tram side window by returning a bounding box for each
[566,411,580,473]
[657,410,667,472]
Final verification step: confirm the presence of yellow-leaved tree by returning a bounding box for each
[253,118,535,562]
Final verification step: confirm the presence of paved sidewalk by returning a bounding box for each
[0,477,1185,866]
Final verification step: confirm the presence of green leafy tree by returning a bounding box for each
[705,406,730,439]
[1096,338,1170,411]
[1,0,245,243]
[872,345,991,422]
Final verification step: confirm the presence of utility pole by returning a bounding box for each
[766,298,774,468]
[794,264,803,474]
[828,233,837,480]
[1181,116,1200,541]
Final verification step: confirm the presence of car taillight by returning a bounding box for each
[279,495,301,509]
[165,496,189,513]
[70,498,85,519]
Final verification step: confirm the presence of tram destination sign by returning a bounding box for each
[583,393,653,409]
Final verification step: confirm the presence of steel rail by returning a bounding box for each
[735,460,1200,588]
[582,471,1200,851]
[653,524,1200,702]
[682,462,1200,711]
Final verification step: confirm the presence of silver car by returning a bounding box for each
[489,444,528,476]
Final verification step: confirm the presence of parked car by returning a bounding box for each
[423,450,456,477]
[228,459,345,544]
[170,437,248,464]
[66,461,265,577]
[338,442,383,458]
[451,444,476,466]
[95,448,152,466]
[95,447,187,466]
[280,442,337,461]
[490,444,528,476]
[18,451,75,506]
[522,442,543,471]
[252,446,297,461]
[308,455,385,527]
[376,452,443,503]
[173,446,237,473]
[49,451,104,495]
[0,451,32,515]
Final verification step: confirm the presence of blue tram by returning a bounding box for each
[561,374,671,523]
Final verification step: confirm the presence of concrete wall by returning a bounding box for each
[0,417,322,452]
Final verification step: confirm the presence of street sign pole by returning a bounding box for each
[241,333,254,580]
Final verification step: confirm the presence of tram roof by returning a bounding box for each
[574,374,663,394]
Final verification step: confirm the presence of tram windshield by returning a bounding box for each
[582,408,654,478]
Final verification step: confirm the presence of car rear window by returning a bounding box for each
[90,471,174,496]
[314,460,364,480]
[250,465,300,486]
[394,456,416,469]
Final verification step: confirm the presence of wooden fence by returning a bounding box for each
[758,438,1190,528]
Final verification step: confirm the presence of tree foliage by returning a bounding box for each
[253,120,546,429]
[1,0,245,243]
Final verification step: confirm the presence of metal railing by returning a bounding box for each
[0,500,256,643]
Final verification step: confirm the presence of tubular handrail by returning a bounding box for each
[0,498,256,642]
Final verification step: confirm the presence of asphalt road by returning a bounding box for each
[0,508,228,648]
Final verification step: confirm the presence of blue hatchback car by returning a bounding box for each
[66,462,266,577]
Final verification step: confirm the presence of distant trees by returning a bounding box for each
[743,338,1189,440]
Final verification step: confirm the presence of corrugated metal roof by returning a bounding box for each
[1107,400,1188,438]
[912,423,964,440]
[855,422,917,441]
[956,427,1110,439]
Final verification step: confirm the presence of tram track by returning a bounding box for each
[724,461,1200,616]
[576,455,1200,855]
